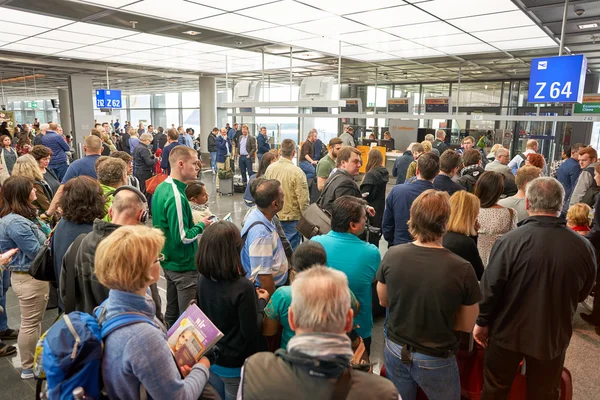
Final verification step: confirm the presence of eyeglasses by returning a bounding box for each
[155,253,165,264]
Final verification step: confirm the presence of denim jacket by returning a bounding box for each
[0,213,46,272]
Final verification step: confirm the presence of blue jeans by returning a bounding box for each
[208,373,240,400]
[299,160,316,180]
[239,156,253,184]
[51,162,69,182]
[280,220,301,251]
[210,152,217,172]
[0,269,9,331]
[384,338,460,400]
[258,153,264,162]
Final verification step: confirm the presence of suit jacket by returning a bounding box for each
[485,160,514,180]
[236,134,257,158]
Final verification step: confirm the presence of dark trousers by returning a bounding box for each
[163,269,199,327]
[239,156,253,183]
[51,162,69,182]
[481,340,566,400]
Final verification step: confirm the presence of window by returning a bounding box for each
[182,108,200,139]
[129,95,151,108]
[182,91,200,108]
[154,93,179,108]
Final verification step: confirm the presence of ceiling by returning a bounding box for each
[0,0,596,99]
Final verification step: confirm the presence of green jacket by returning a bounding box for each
[152,177,205,272]
[101,183,115,222]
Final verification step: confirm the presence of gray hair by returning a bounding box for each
[525,177,565,215]
[436,129,446,139]
[39,123,49,132]
[291,266,351,333]
[140,133,153,142]
[425,133,435,142]
[407,142,418,151]
[308,128,317,138]
[495,147,509,158]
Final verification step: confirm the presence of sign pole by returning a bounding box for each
[559,0,569,56]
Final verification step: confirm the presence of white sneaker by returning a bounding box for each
[21,369,34,379]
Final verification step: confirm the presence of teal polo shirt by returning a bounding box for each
[312,231,381,339]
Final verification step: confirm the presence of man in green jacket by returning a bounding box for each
[152,146,213,326]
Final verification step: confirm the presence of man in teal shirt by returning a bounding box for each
[312,195,381,354]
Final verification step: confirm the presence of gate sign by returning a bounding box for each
[95,89,122,108]
[528,55,587,103]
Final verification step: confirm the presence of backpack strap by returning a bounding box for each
[316,173,345,207]
[242,221,268,247]
[99,312,157,339]
[332,368,352,400]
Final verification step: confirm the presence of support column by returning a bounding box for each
[68,74,94,158]
[57,88,72,137]
[199,77,216,155]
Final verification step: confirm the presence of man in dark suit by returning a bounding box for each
[434,150,464,196]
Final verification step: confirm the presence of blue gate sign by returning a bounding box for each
[528,55,587,104]
[96,89,122,108]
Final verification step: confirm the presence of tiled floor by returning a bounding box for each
[1,170,600,400]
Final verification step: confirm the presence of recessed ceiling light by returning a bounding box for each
[578,23,598,29]
[58,57,71,60]
[183,30,202,35]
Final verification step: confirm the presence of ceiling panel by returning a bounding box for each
[493,37,558,51]
[0,6,73,29]
[413,33,482,47]
[388,48,445,58]
[298,0,406,15]
[290,17,366,36]
[77,45,134,56]
[288,37,342,55]
[0,21,51,36]
[450,11,536,32]
[1,43,63,55]
[236,0,333,25]
[349,52,396,62]
[126,33,189,47]
[344,5,437,28]
[0,33,28,44]
[188,0,275,12]
[417,0,518,20]
[191,13,275,33]
[66,0,140,7]
[384,21,464,39]
[436,43,496,54]
[98,39,162,52]
[36,30,108,45]
[363,40,425,52]
[475,25,551,42]
[171,41,230,53]
[244,26,315,42]
[122,0,223,23]
[338,29,400,45]
[16,37,84,51]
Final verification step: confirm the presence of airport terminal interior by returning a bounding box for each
[0,0,600,399]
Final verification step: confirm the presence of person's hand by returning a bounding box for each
[366,206,376,217]
[256,288,270,302]
[0,248,17,266]
[202,216,214,227]
[474,220,481,233]
[180,365,192,377]
[473,324,489,349]
[199,356,210,369]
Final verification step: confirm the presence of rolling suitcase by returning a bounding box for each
[508,360,573,400]
[220,177,233,196]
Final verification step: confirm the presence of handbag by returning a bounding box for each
[146,172,168,194]
[296,174,343,239]
[29,225,58,282]
[0,149,9,185]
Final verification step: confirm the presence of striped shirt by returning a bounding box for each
[240,208,288,287]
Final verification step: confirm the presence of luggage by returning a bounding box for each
[508,361,573,400]
[220,178,234,196]
[234,174,246,193]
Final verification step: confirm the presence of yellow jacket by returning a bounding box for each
[264,157,309,221]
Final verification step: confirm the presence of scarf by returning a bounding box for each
[190,202,209,213]
[460,164,482,177]
[287,332,354,364]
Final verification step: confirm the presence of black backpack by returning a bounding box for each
[518,153,528,168]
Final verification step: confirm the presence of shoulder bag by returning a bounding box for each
[0,149,9,185]
[296,174,344,239]
[29,224,58,282]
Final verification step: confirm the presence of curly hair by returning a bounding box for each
[526,153,545,169]
[31,145,53,161]
[60,176,106,223]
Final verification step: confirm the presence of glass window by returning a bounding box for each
[451,82,501,107]
[154,109,180,129]
[129,95,151,108]
[366,86,387,108]
[313,118,338,144]
[130,109,152,126]
[154,93,179,108]
[182,91,200,108]
[182,108,200,137]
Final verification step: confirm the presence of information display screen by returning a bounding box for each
[528,55,587,103]
[425,98,450,113]
[341,99,361,113]
[574,95,600,114]
[95,89,122,108]
[387,98,410,113]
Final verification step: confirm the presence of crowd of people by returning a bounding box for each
[0,118,598,400]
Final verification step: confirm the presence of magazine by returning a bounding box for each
[167,303,224,368]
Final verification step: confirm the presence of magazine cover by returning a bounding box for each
[167,304,224,367]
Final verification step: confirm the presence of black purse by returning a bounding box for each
[29,227,57,282]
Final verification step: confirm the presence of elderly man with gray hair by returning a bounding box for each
[474,177,596,399]
[432,129,448,155]
[238,266,399,400]
[424,133,440,156]
[132,132,155,196]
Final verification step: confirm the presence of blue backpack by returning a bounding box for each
[40,306,156,400]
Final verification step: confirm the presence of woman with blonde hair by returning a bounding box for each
[97,225,211,399]
[360,149,388,245]
[12,155,53,215]
[442,191,485,279]
[420,140,433,153]
[567,203,591,235]
[487,143,504,163]
[101,132,117,153]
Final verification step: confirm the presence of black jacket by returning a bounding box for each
[152,132,167,153]
[132,142,155,175]
[318,169,361,213]
[60,219,163,320]
[478,216,596,360]
[434,174,464,196]
[121,131,131,154]
[392,151,413,184]
[458,165,485,193]
[442,232,484,280]
[207,133,217,152]
[432,139,448,155]
[360,166,389,228]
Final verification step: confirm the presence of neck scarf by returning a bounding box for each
[287,332,354,364]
